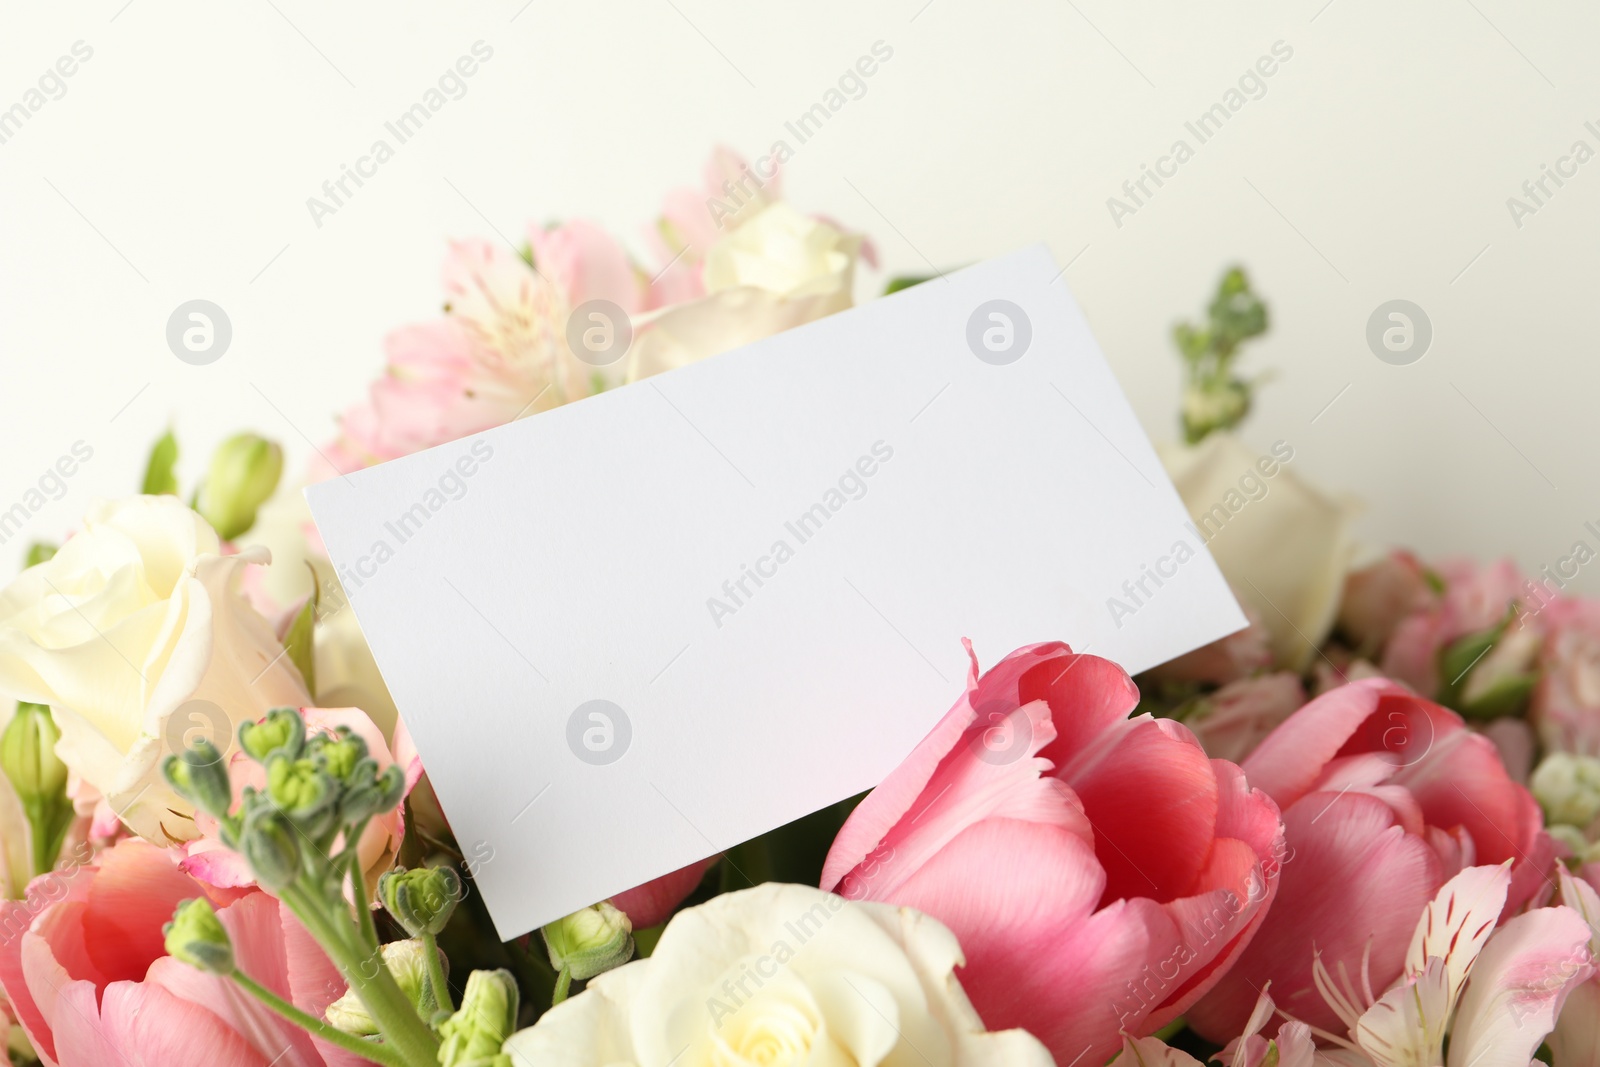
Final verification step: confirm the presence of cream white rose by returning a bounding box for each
[1160,432,1356,671]
[506,882,1051,1067]
[0,495,309,842]
[627,202,862,380]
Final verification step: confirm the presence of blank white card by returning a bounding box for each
[305,245,1245,938]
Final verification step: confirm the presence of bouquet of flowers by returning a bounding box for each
[0,148,1595,1067]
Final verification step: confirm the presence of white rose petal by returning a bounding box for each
[505,883,1052,1067]
[0,496,309,842]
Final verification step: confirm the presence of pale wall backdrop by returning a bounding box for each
[3,0,1598,590]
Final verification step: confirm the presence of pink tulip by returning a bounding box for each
[819,641,1285,1066]
[608,856,719,928]
[1189,677,1556,1040]
[0,839,361,1067]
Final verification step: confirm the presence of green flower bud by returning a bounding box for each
[1532,752,1600,829]
[241,808,302,890]
[5,703,76,876]
[542,901,634,981]
[324,939,440,1036]
[3,704,68,809]
[197,433,283,541]
[239,708,306,764]
[1181,379,1252,445]
[438,969,517,1067]
[265,755,337,820]
[311,731,368,782]
[339,763,405,827]
[378,865,461,937]
[161,739,233,819]
[164,897,234,975]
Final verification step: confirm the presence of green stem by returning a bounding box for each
[552,966,571,1006]
[279,880,442,1067]
[231,969,408,1067]
[23,800,69,878]
[420,930,454,1013]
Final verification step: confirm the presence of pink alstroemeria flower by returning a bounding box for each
[820,641,1285,1066]
[1190,679,1558,1039]
[1313,864,1591,1067]
[315,220,642,479]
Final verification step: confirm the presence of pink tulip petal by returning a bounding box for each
[1060,717,1218,906]
[96,980,269,1066]
[149,893,326,1067]
[46,980,120,1067]
[1241,679,1397,806]
[83,840,205,983]
[821,641,1081,892]
[280,899,373,1067]
[1190,790,1444,1039]
[881,816,1119,1058]
[609,857,718,928]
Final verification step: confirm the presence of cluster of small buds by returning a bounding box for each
[163,706,407,891]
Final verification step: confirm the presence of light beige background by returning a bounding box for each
[1,0,1596,589]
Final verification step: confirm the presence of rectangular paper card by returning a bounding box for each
[305,245,1246,939]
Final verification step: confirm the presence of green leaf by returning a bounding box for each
[1460,672,1538,720]
[141,429,180,496]
[883,275,934,296]
[283,572,318,696]
[1437,626,1502,702]
[23,542,56,568]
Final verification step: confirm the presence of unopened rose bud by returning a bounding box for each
[197,433,283,541]
[325,939,440,1035]
[438,969,517,1067]
[164,898,234,975]
[238,708,305,764]
[1532,752,1600,829]
[379,865,462,937]
[542,901,634,981]
[161,739,232,820]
